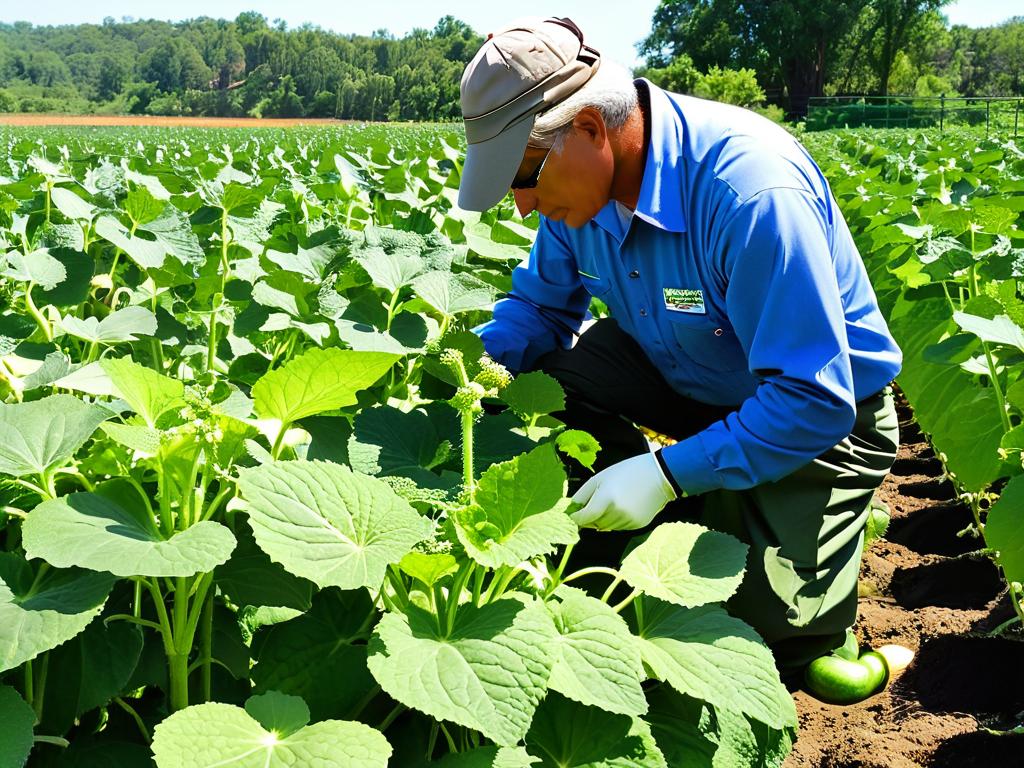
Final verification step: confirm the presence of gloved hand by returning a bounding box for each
[570,451,678,531]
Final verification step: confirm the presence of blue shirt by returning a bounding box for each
[475,80,902,496]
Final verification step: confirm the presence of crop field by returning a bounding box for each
[0,123,1021,767]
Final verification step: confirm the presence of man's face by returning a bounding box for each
[510,108,614,229]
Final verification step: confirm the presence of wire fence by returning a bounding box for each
[806,95,1023,137]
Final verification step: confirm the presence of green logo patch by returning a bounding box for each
[663,288,705,314]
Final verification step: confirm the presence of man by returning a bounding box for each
[458,17,901,684]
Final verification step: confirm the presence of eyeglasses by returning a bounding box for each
[510,146,551,190]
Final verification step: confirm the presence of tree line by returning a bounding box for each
[0,7,1020,121]
[639,1,1023,116]
[0,13,481,120]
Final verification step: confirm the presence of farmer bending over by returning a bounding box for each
[458,17,901,686]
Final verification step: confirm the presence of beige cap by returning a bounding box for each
[458,17,600,211]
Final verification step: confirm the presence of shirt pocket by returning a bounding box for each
[666,314,748,372]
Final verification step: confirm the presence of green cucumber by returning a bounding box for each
[804,649,890,705]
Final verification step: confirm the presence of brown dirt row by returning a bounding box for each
[783,391,1024,767]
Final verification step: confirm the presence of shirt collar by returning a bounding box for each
[593,78,687,238]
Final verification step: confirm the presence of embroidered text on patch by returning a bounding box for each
[663,288,706,314]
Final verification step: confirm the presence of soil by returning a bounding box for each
[783,390,1024,767]
[0,114,348,127]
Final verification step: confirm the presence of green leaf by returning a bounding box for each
[23,487,236,577]
[412,270,495,316]
[265,244,335,282]
[51,186,97,221]
[215,525,314,612]
[244,691,310,738]
[251,348,399,424]
[60,306,158,344]
[985,474,1024,585]
[100,357,186,428]
[0,685,35,768]
[99,421,161,456]
[501,372,566,422]
[125,185,165,227]
[1,249,67,289]
[251,590,376,722]
[354,246,424,293]
[348,405,452,481]
[954,312,1024,351]
[0,394,108,477]
[0,554,114,672]
[556,430,601,470]
[38,620,144,735]
[524,692,667,767]
[94,216,168,270]
[151,694,391,768]
[367,596,558,746]
[545,586,647,716]
[633,599,796,730]
[398,552,459,588]
[237,460,432,590]
[645,685,795,768]
[619,523,747,608]
[455,444,578,568]
[429,746,538,768]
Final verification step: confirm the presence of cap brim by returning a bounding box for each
[457,117,533,212]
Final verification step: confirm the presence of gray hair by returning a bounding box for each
[529,60,638,151]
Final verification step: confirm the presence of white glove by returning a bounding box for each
[570,451,678,531]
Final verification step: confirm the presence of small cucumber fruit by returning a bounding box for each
[804,649,889,705]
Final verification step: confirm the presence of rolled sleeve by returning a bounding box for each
[661,187,858,494]
[475,216,591,372]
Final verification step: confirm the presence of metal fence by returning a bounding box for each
[806,95,1023,137]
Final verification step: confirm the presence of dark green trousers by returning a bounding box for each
[535,319,899,673]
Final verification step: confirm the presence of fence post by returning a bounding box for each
[986,99,991,136]
[1016,98,1020,139]
[940,93,945,133]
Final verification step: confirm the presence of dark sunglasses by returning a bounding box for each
[510,146,552,190]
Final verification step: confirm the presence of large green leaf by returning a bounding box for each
[985,474,1024,585]
[0,554,114,672]
[0,685,35,768]
[633,599,796,730]
[237,460,432,590]
[60,306,158,344]
[100,357,186,428]
[619,523,747,608]
[38,620,144,735]
[348,405,452,482]
[367,596,558,746]
[954,312,1024,352]
[1,249,66,289]
[455,444,578,568]
[251,590,376,721]
[23,486,236,577]
[412,270,495,316]
[151,691,391,768]
[645,685,794,768]
[524,692,667,768]
[545,586,647,716]
[214,525,314,612]
[0,394,108,477]
[251,348,399,424]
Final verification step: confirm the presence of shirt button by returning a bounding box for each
[639,308,647,317]
[714,328,724,336]
[629,270,640,278]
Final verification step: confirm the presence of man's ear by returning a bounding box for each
[572,107,607,146]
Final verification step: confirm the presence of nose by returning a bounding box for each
[513,189,537,218]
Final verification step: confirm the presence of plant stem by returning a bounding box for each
[270,422,289,460]
[200,590,214,703]
[461,409,475,503]
[33,652,49,720]
[560,565,620,586]
[611,588,641,614]
[24,283,53,341]
[113,696,151,743]
[377,703,406,732]
[601,575,625,603]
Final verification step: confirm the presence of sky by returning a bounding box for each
[2,0,1020,68]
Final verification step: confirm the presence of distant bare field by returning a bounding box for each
[0,114,348,127]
